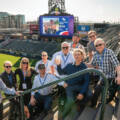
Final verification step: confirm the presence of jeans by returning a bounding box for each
[66,85,83,100]
[62,85,86,118]
[28,92,52,119]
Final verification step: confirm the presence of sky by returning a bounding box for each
[0,0,120,23]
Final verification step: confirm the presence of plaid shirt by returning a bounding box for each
[91,48,119,79]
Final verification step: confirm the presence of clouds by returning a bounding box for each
[0,0,119,22]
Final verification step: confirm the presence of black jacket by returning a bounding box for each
[1,71,17,89]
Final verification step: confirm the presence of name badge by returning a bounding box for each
[22,83,27,89]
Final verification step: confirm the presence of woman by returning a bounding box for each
[15,57,37,118]
[35,51,52,74]
[55,48,89,119]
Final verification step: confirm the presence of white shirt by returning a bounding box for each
[51,51,74,86]
[51,51,75,69]
[31,73,58,96]
[35,60,52,73]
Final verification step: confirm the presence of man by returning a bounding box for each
[1,61,17,120]
[28,64,58,120]
[87,30,97,62]
[0,78,19,120]
[70,33,85,53]
[56,48,89,119]
[51,41,75,76]
[89,38,120,106]
[35,51,52,73]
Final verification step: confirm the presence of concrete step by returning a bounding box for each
[113,98,120,120]
[95,104,113,120]
[77,107,96,120]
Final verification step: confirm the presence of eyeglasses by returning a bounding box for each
[89,35,95,38]
[74,53,82,56]
[22,62,28,64]
[5,66,12,68]
[62,47,69,50]
[42,55,47,57]
[95,43,103,47]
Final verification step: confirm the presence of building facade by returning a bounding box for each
[0,12,25,28]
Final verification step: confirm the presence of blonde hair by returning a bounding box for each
[41,51,48,56]
[73,48,86,60]
[88,30,96,36]
[4,61,12,66]
[20,57,31,77]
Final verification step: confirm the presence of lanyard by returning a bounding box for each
[97,48,106,67]
[45,61,48,69]
[38,74,48,86]
[22,71,27,83]
[62,53,70,65]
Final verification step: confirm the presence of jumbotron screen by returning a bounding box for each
[39,16,74,37]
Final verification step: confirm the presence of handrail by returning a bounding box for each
[2,68,108,120]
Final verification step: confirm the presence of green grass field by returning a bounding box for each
[0,54,20,73]
[0,54,38,73]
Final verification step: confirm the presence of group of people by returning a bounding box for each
[0,30,120,120]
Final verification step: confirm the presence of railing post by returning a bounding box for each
[99,75,108,120]
[20,95,25,120]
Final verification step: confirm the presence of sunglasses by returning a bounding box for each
[42,55,47,57]
[5,66,12,68]
[95,43,103,47]
[62,47,69,49]
[89,35,95,38]
[22,62,28,64]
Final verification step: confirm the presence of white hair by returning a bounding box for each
[94,38,105,46]
[61,41,70,47]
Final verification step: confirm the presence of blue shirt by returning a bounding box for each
[0,78,15,103]
[32,73,58,96]
[57,62,89,94]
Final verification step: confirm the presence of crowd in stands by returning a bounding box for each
[0,29,120,120]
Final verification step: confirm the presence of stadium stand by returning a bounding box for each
[0,39,61,58]
[0,24,119,59]
[97,24,120,56]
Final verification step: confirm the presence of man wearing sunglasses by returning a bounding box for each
[51,41,74,76]
[0,61,17,120]
[89,38,120,106]
[28,64,58,120]
[87,30,97,62]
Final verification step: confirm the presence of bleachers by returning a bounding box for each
[97,24,120,56]
[0,40,61,58]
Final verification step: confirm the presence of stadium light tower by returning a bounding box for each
[48,0,66,14]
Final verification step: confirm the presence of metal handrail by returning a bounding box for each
[2,68,108,120]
